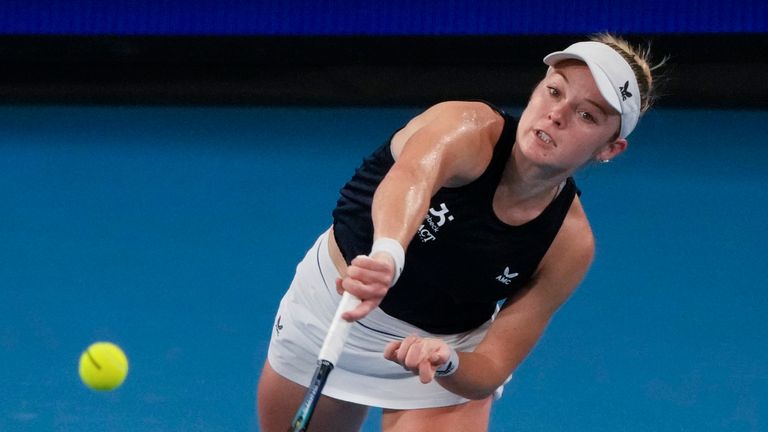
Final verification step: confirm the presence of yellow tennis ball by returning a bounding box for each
[78,342,129,391]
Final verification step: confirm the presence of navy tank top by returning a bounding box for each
[332,105,578,334]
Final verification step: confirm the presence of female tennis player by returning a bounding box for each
[258,33,663,431]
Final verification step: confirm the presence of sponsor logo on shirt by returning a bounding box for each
[417,203,454,242]
[496,267,519,285]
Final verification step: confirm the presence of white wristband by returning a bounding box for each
[435,346,460,377]
[370,237,405,287]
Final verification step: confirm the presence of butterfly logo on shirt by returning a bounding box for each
[495,267,519,285]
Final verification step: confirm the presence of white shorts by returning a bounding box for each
[266,229,509,410]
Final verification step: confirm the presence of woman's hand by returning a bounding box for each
[336,252,395,321]
[383,335,452,384]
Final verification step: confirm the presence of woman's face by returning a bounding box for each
[516,60,626,174]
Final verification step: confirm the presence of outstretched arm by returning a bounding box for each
[339,101,504,321]
[384,198,596,399]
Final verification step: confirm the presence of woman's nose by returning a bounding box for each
[547,103,566,127]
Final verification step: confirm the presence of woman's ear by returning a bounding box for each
[595,138,628,163]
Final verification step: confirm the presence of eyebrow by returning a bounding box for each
[553,70,609,116]
[585,98,608,116]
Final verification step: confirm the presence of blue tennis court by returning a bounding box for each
[1,104,766,431]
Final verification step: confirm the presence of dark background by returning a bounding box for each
[0,34,766,108]
[0,0,765,108]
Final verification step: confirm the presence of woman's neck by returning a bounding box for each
[492,147,569,226]
[499,145,570,205]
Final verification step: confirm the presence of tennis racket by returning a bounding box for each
[288,291,361,432]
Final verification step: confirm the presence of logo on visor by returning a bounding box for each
[619,81,633,101]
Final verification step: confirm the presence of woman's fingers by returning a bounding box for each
[340,275,388,300]
[383,335,449,384]
[383,341,401,360]
[418,360,437,384]
[335,277,344,295]
[342,298,378,321]
[335,255,393,321]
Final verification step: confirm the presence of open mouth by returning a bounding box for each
[535,130,556,147]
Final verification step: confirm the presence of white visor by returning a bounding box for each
[543,41,641,138]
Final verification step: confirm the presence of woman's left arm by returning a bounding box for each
[384,197,596,399]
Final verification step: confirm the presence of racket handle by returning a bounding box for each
[317,291,361,365]
[287,360,334,432]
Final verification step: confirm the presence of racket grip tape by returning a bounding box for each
[317,291,361,365]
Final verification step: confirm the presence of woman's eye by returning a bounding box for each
[547,86,559,97]
[580,111,596,123]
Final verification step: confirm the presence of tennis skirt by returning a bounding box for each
[266,229,508,410]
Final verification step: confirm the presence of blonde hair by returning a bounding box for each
[591,33,666,115]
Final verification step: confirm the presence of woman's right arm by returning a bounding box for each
[339,101,504,321]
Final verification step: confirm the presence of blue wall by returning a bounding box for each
[1,105,766,431]
[0,0,766,35]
